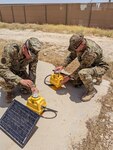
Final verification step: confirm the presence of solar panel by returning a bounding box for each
[0,99,40,147]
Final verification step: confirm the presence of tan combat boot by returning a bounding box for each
[82,88,97,102]
[6,91,14,103]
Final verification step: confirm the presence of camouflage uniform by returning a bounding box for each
[0,37,41,93]
[63,38,109,93]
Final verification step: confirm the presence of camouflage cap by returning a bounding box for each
[25,37,42,54]
[68,33,84,51]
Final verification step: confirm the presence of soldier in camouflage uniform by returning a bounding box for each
[55,34,109,102]
[0,37,42,103]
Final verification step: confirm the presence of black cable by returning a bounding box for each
[40,106,58,119]
[44,74,53,86]
[43,74,58,119]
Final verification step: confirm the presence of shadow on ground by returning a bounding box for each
[0,87,31,108]
[52,82,86,103]
[0,89,9,108]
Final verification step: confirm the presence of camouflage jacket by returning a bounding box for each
[0,43,38,84]
[63,39,109,70]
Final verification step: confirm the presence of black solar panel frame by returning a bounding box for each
[0,99,40,147]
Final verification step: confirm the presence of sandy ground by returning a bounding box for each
[0,29,113,61]
[0,29,112,150]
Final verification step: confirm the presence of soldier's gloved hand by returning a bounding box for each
[60,76,70,85]
[54,66,64,73]
[19,79,34,88]
[31,86,39,94]
[69,74,75,80]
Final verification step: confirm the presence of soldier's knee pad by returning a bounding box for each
[78,69,93,81]
[78,69,89,77]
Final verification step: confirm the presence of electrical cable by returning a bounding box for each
[44,74,53,86]
[40,106,58,119]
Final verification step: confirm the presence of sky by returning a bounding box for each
[0,0,112,4]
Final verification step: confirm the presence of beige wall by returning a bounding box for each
[12,5,25,23]
[46,4,66,24]
[67,4,91,26]
[0,5,13,23]
[25,5,46,24]
[0,3,113,29]
[90,3,113,28]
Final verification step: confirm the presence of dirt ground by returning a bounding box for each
[0,29,113,150]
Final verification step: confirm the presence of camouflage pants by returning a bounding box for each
[71,66,107,91]
[0,70,30,92]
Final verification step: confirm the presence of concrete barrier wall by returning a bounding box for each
[12,5,25,23]
[67,4,91,26]
[0,3,113,29]
[90,3,113,29]
[25,5,46,24]
[46,4,66,24]
[0,5,13,23]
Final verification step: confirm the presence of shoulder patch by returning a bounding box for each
[1,57,6,64]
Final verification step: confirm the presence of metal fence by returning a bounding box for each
[0,3,113,29]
